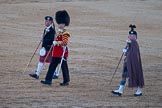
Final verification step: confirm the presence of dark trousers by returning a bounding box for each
[45,57,70,83]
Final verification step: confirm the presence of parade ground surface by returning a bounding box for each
[0,0,162,107]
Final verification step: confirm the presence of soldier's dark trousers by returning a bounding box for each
[45,57,70,83]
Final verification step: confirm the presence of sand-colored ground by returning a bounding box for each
[0,0,162,107]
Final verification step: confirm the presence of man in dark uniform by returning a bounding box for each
[41,10,70,86]
[29,16,56,79]
[111,25,144,96]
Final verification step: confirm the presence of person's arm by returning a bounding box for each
[54,31,70,46]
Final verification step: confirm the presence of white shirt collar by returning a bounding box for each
[45,25,52,32]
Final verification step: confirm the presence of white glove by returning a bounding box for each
[53,41,57,46]
[123,48,127,53]
[126,39,131,43]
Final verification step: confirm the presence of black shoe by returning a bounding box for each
[29,74,39,79]
[60,82,69,86]
[40,80,52,86]
[111,90,122,96]
[52,75,58,79]
[134,93,142,97]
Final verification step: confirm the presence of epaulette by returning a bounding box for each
[63,31,70,37]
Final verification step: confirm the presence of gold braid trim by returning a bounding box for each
[56,31,70,46]
[62,31,70,37]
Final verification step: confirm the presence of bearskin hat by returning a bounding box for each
[55,10,70,26]
[129,24,137,36]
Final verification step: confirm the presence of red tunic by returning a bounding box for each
[52,31,70,58]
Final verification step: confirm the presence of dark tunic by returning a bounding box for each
[42,26,55,51]
[126,40,144,88]
[39,26,55,63]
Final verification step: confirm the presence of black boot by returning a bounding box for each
[29,73,39,79]
[52,75,58,79]
[60,82,69,86]
[40,80,52,86]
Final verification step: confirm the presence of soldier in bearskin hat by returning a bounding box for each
[41,10,71,86]
[111,25,144,96]
[29,16,56,79]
